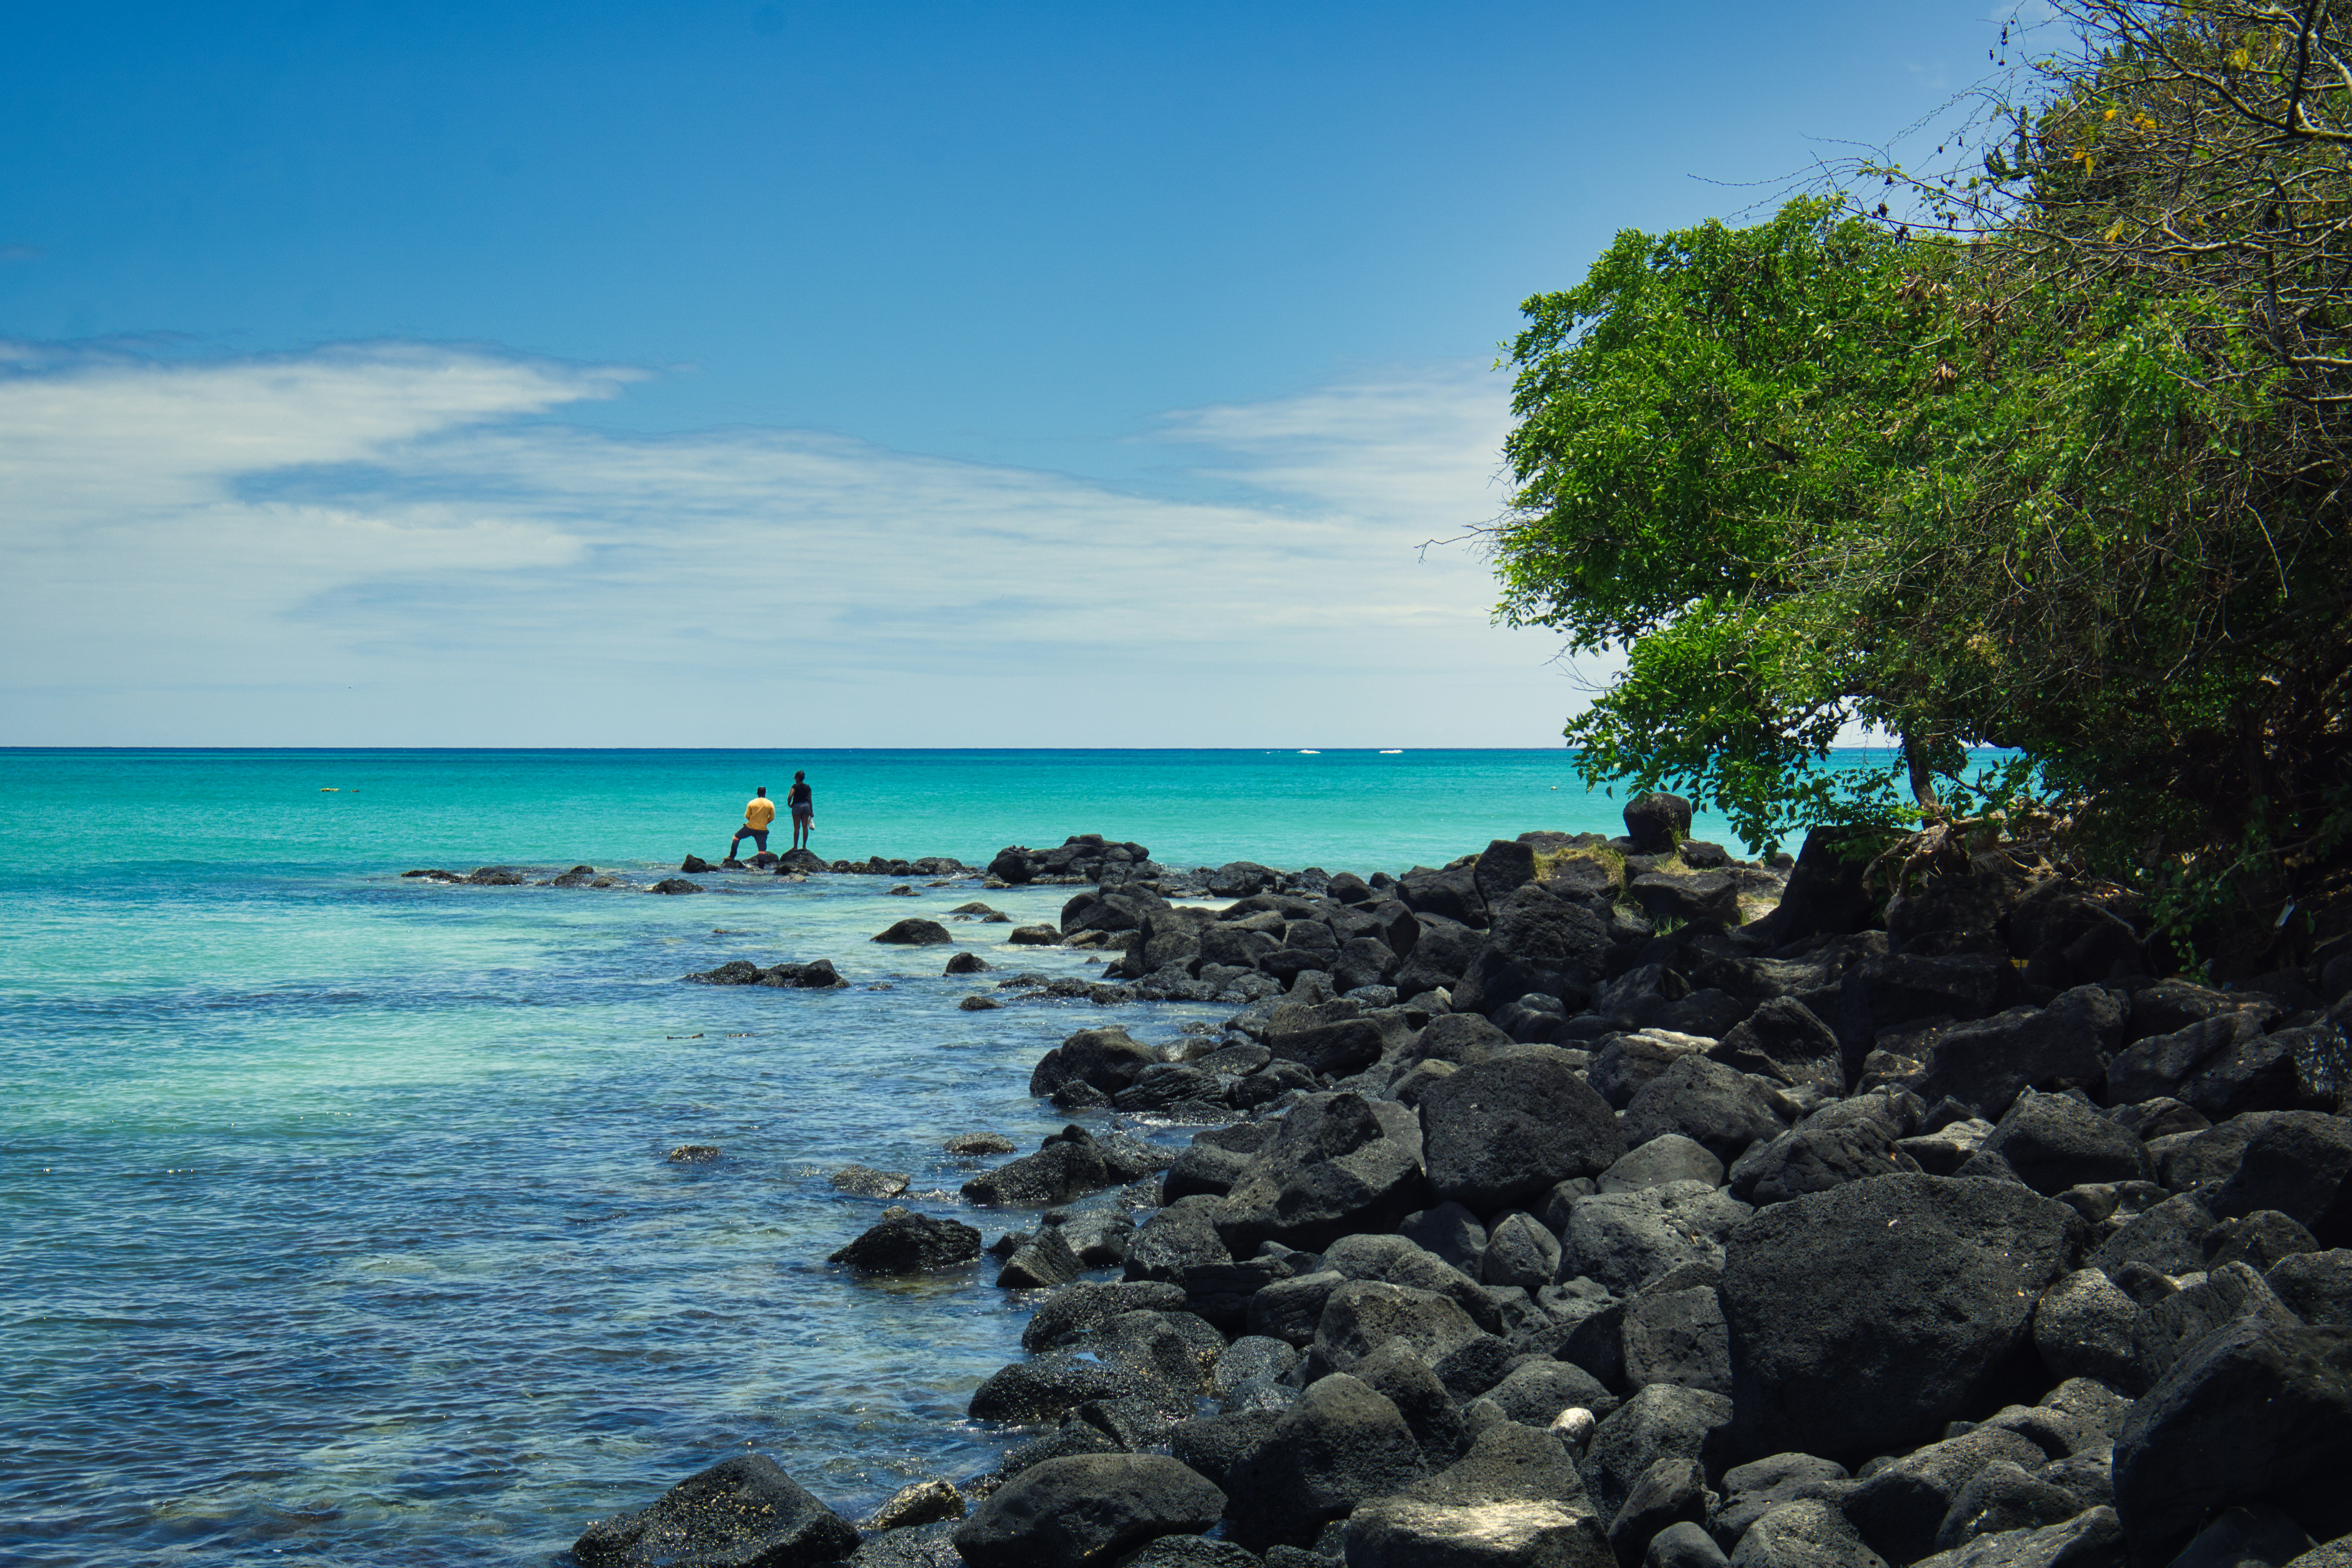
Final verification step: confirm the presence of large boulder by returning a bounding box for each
[573,1454,858,1568]
[1396,915,1486,997]
[1221,1372,1428,1550]
[1916,988,2123,1121]
[1560,1181,1753,1296]
[1030,1026,1162,1099]
[951,1453,1223,1567]
[1307,1279,1489,1379]
[2200,1109,2352,1246]
[1620,1056,1792,1166]
[1720,1175,2081,1461]
[1626,793,1695,854]
[1726,1122,1919,1208]
[1588,1385,1738,1521]
[1761,828,1886,945]
[1453,884,1615,1015]
[2103,1013,2267,1108]
[1710,999,1847,1095]
[1420,1053,1625,1210]
[2112,1316,2352,1568]
[1976,1090,2151,1195]
[1216,1092,1428,1254]
[961,1129,1117,1208]
[1403,862,1491,930]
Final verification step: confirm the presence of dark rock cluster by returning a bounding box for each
[579,795,2352,1568]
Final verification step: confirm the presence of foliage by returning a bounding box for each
[1493,2,2352,965]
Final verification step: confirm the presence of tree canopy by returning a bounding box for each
[1494,0,2352,965]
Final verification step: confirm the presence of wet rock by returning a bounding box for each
[945,951,991,975]
[996,1224,1086,1290]
[1720,1175,2080,1461]
[946,1131,1018,1156]
[651,877,704,895]
[666,1144,720,1163]
[829,1164,911,1198]
[873,918,953,944]
[866,1479,965,1531]
[828,1207,982,1273]
[572,1452,858,1568]
[962,1128,1118,1208]
[952,1453,1224,1568]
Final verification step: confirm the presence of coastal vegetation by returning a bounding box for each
[1491,0,2352,975]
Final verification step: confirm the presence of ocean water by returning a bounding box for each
[0,747,1793,1567]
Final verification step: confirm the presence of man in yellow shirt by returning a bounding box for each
[729,788,777,862]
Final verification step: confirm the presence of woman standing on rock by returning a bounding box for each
[787,771,815,850]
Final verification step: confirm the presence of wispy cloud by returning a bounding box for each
[0,340,1585,746]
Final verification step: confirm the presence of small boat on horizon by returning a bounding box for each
[1379,749,1403,755]
[1297,749,1321,755]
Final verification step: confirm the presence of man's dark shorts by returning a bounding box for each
[731,827,769,851]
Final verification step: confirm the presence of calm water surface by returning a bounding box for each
[0,748,1800,1566]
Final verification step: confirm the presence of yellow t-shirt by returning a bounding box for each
[744,797,776,829]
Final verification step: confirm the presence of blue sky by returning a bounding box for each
[2,1,2014,746]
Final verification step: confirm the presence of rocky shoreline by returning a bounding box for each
[568,800,2350,1568]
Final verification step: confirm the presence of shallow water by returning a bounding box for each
[0,748,1821,1566]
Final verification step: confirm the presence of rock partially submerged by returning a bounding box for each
[828,1207,982,1273]
[572,1453,857,1567]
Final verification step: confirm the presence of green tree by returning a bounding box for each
[1495,3,2352,968]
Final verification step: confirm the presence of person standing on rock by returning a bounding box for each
[786,772,815,850]
[729,787,776,861]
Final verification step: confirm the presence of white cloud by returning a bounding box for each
[0,340,1591,746]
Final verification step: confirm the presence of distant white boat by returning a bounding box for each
[1297,749,1320,754]
[1379,749,1403,755]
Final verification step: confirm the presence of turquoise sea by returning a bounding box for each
[0,748,1786,1567]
